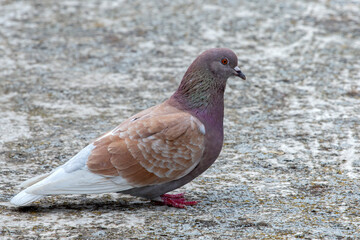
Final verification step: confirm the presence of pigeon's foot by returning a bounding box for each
[159,193,198,208]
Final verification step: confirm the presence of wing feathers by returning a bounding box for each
[10,191,44,206]
[26,169,131,195]
[87,108,206,187]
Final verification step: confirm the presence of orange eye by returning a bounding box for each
[221,58,228,65]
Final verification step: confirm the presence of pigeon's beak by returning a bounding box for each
[233,66,246,80]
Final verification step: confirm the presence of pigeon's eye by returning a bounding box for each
[221,58,228,65]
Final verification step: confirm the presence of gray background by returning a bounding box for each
[0,0,359,239]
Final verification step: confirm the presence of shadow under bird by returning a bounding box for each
[11,48,246,208]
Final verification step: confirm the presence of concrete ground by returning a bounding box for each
[0,0,359,239]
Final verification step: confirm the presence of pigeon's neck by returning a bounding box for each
[169,70,226,127]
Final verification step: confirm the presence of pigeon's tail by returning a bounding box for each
[10,191,44,206]
[20,172,51,188]
[10,173,51,206]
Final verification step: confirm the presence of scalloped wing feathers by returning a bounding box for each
[87,104,206,187]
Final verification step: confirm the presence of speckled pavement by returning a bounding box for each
[1,0,360,239]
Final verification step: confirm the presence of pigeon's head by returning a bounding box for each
[173,48,246,110]
[201,48,246,81]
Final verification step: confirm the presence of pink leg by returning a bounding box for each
[159,192,198,209]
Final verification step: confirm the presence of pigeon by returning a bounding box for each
[10,48,246,208]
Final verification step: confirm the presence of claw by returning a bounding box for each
[159,193,198,208]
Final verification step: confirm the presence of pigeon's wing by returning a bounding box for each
[87,111,206,187]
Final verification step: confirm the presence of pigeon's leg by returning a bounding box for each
[159,193,198,208]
